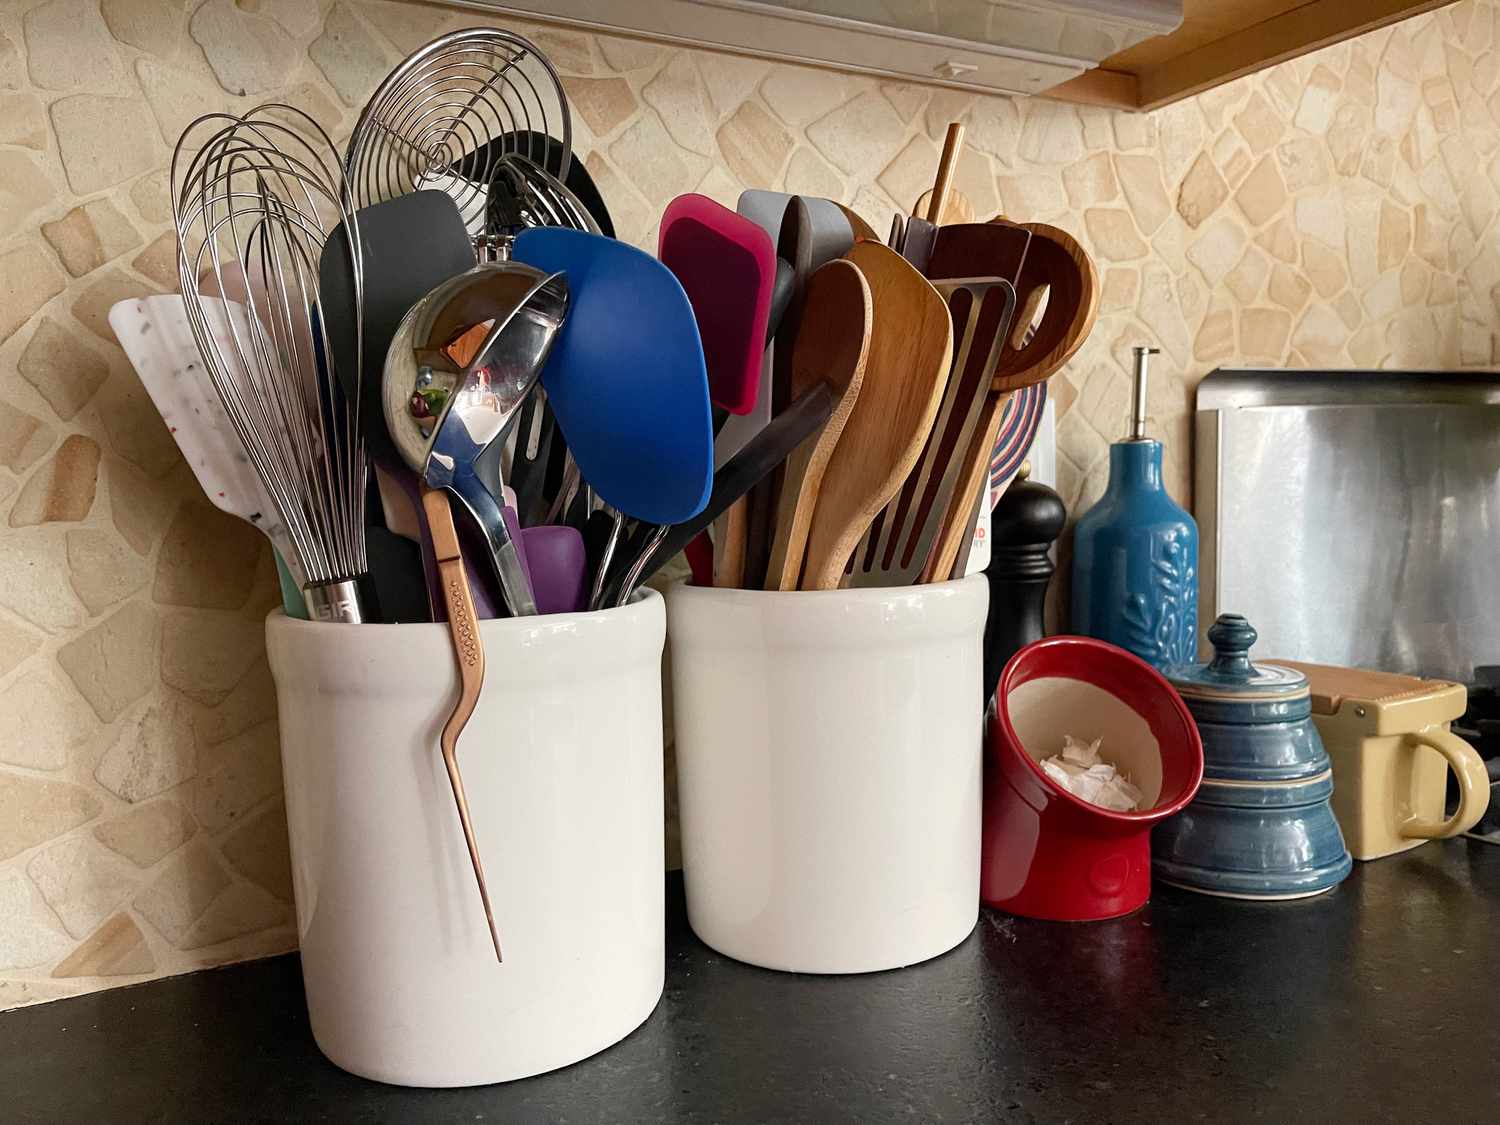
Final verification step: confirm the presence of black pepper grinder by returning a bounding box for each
[982,464,1066,705]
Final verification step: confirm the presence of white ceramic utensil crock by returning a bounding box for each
[667,576,986,974]
[265,591,666,1087]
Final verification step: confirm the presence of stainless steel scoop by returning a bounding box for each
[383,263,569,616]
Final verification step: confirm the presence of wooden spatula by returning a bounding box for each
[799,242,953,590]
[924,219,1034,284]
[990,223,1099,393]
[764,260,872,590]
[926,222,1099,582]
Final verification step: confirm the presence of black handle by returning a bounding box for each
[599,382,836,605]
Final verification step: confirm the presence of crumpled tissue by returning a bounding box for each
[1040,735,1144,812]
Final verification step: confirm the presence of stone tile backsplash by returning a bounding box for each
[1,0,1496,1008]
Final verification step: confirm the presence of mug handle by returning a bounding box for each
[1400,728,1491,839]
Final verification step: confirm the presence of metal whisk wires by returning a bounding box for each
[344,28,573,253]
[172,104,371,623]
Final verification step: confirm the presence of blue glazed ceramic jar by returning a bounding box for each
[1152,614,1353,899]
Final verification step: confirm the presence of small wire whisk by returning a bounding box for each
[172,104,372,624]
[344,27,575,258]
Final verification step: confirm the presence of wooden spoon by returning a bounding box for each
[800,242,953,590]
[422,486,503,962]
[991,222,1099,393]
[924,222,1099,582]
[764,260,873,590]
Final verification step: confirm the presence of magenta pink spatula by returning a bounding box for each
[659,193,776,416]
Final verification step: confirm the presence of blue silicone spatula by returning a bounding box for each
[511,227,713,526]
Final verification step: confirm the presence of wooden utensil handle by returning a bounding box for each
[713,499,748,588]
[926,123,965,224]
[422,486,503,963]
[764,437,819,591]
[923,390,1013,584]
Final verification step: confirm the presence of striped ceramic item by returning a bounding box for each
[962,380,1047,577]
[989,381,1048,507]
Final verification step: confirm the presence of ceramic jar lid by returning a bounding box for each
[1165,614,1326,782]
[1166,614,1310,725]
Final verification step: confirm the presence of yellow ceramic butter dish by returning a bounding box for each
[1275,662,1489,861]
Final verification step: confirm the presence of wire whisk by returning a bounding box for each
[344,28,577,257]
[172,104,372,624]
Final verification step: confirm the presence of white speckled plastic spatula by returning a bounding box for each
[109,294,307,618]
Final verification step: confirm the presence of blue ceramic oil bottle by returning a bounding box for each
[1071,346,1198,670]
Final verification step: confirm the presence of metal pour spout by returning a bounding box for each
[1129,345,1161,441]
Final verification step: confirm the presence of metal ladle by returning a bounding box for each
[383,263,570,616]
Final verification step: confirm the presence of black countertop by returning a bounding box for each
[5,841,1498,1124]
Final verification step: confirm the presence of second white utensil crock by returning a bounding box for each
[265,590,666,1088]
[667,576,986,974]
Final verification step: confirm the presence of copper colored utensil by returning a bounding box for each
[422,486,503,962]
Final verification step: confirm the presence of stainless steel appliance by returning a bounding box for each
[1194,368,1500,684]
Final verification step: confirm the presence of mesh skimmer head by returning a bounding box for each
[343,28,573,252]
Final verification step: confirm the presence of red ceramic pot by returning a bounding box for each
[982,636,1204,921]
